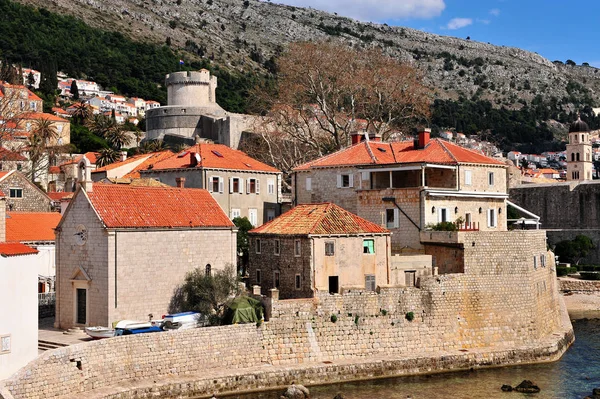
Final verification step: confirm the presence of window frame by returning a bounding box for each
[210,176,224,193]
[9,188,23,198]
[247,178,260,194]
[295,274,301,290]
[325,241,335,256]
[464,169,472,186]
[305,177,312,191]
[363,239,375,255]
[488,171,495,186]
[274,239,280,256]
[267,178,275,195]
[487,208,497,228]
[337,173,354,188]
[294,239,302,257]
[256,269,261,284]
[273,270,280,289]
[255,238,261,254]
[365,274,376,292]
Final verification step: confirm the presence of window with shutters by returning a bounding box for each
[325,241,335,256]
[306,177,312,191]
[365,275,376,292]
[487,208,497,228]
[247,178,259,194]
[464,170,472,185]
[337,173,353,188]
[267,178,275,195]
[363,239,375,254]
[210,176,223,193]
[9,188,23,198]
[230,177,242,193]
[386,208,399,228]
[230,209,241,219]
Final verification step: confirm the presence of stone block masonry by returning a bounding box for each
[1,230,573,399]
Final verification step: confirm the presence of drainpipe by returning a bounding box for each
[54,229,60,329]
[311,236,316,295]
[114,231,118,309]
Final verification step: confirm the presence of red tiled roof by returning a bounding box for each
[86,184,234,229]
[0,147,27,162]
[6,212,61,242]
[59,152,99,167]
[250,203,389,236]
[0,243,38,257]
[0,171,12,180]
[92,153,151,173]
[0,190,4,197]
[48,166,61,174]
[294,139,504,171]
[151,144,279,173]
[28,90,42,101]
[48,191,72,201]
[21,112,68,123]
[122,151,174,179]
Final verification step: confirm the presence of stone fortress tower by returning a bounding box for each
[145,69,254,148]
[566,115,593,181]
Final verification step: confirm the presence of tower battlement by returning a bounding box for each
[166,69,218,106]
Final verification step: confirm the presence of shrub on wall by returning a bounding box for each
[580,272,600,281]
[405,312,415,321]
[330,314,337,323]
[556,266,578,276]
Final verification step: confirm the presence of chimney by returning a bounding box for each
[176,177,186,188]
[351,132,363,145]
[120,151,127,162]
[416,128,431,149]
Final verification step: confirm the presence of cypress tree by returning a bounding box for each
[70,79,79,100]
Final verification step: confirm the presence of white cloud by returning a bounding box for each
[270,0,446,22]
[445,17,473,30]
[477,18,491,25]
[489,8,500,16]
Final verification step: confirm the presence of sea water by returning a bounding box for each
[223,317,600,399]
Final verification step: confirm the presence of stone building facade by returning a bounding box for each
[566,116,593,181]
[0,170,52,212]
[248,203,390,298]
[293,130,508,253]
[145,70,255,148]
[140,143,282,226]
[55,161,237,329]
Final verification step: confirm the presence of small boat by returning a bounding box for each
[84,326,115,339]
[161,311,204,330]
[114,320,153,330]
[114,325,163,336]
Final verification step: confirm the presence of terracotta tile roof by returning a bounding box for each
[0,190,4,197]
[59,152,99,167]
[48,191,72,201]
[122,151,174,178]
[294,139,504,171]
[0,171,12,180]
[151,144,279,173]
[0,243,38,257]
[6,212,61,242]
[86,184,234,229]
[21,112,69,123]
[48,166,61,174]
[250,203,389,236]
[92,153,152,173]
[28,91,42,101]
[0,147,27,162]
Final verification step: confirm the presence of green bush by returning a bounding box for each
[580,272,600,281]
[579,265,600,272]
[330,314,337,323]
[427,221,458,231]
[556,266,578,276]
[405,312,415,322]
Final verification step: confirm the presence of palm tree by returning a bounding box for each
[96,147,118,167]
[32,118,58,146]
[105,126,130,150]
[71,102,92,125]
[132,129,144,148]
[86,114,115,138]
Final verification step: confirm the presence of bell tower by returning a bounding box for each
[566,115,593,181]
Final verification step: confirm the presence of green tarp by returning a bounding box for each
[224,296,264,324]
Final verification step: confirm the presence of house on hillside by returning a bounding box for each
[55,159,237,329]
[140,144,283,226]
[0,147,28,172]
[0,170,52,212]
[248,203,391,298]
[91,151,173,181]
[293,130,508,253]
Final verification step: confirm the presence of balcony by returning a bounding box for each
[38,292,56,306]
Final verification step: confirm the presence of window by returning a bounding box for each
[533,256,538,269]
[577,153,580,161]
[337,173,353,188]
[465,213,472,229]
[255,238,261,254]
[230,177,243,194]
[16,163,22,171]
[248,209,258,226]
[487,209,497,228]
[267,178,275,195]
[9,188,23,198]
[571,153,575,162]
[29,101,36,110]
[541,254,546,268]
[210,176,223,193]
[267,209,276,222]
[205,264,211,277]
[464,170,472,186]
[256,269,261,284]
[230,209,241,219]
[247,178,260,194]
[438,208,449,223]
[274,239,280,256]
[306,177,312,191]
[273,271,280,288]
[386,208,399,228]
[295,274,301,290]
[325,241,335,256]
[1,334,11,354]
[365,275,376,292]
[294,239,301,257]
[405,271,416,287]
[488,172,494,186]
[363,239,375,254]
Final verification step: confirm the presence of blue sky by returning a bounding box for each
[272,0,600,68]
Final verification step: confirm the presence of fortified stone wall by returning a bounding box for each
[3,230,565,399]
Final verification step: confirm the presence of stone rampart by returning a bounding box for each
[1,237,572,399]
[559,278,600,292]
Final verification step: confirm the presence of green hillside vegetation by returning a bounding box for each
[0,0,258,112]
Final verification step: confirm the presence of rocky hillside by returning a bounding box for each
[17,0,600,109]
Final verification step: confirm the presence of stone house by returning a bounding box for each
[248,203,390,298]
[0,170,52,212]
[293,130,508,253]
[0,147,28,172]
[55,159,237,329]
[140,143,282,226]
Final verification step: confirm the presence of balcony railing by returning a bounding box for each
[457,222,480,231]
[38,292,56,306]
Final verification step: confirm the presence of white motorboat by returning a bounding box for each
[162,312,203,330]
[114,320,152,330]
[84,326,115,339]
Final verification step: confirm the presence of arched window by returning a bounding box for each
[571,153,575,162]
[581,134,584,142]
[205,264,211,277]
[577,153,580,161]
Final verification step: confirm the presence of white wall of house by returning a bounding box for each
[0,255,38,380]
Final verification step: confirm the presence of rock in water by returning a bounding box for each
[281,384,310,399]
[514,380,540,393]
[501,384,513,392]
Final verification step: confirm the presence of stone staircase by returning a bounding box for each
[38,339,68,352]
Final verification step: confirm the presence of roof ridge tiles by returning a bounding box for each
[436,139,458,163]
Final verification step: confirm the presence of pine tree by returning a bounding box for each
[70,80,79,100]
[26,72,36,89]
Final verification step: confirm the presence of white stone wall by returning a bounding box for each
[0,254,38,380]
